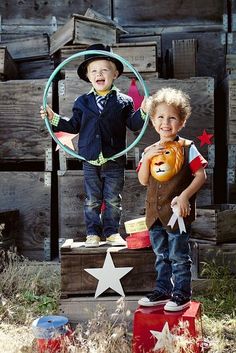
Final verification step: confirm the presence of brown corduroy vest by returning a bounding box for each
[145,140,196,232]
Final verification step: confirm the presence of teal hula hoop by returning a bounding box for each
[43,50,149,160]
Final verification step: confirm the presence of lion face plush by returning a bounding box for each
[150,141,184,182]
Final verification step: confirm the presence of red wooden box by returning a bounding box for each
[132,301,202,353]
[126,230,151,249]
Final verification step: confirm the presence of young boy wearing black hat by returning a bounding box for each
[40,43,145,247]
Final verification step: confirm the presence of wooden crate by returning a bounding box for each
[57,170,147,240]
[112,42,157,73]
[50,14,117,55]
[58,42,158,74]
[61,241,156,297]
[172,39,197,79]
[0,46,18,80]
[0,171,51,260]
[1,34,49,60]
[196,241,236,277]
[0,79,52,163]
[191,204,236,243]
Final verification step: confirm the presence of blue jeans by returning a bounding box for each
[83,161,125,238]
[150,223,192,299]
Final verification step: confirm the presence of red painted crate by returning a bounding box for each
[133,301,203,353]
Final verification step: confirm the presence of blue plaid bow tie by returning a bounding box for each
[96,95,106,113]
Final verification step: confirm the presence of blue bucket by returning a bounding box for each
[31,315,69,339]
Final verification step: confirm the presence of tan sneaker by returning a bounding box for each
[85,235,101,248]
[106,233,126,246]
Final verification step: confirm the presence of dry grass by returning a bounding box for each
[0,254,236,353]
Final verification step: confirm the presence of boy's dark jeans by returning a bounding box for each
[150,223,192,299]
[83,161,125,238]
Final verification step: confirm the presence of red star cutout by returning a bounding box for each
[197,129,214,147]
[128,78,144,110]
[55,131,79,151]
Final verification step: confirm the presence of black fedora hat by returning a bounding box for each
[77,43,124,82]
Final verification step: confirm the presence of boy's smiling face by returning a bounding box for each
[86,59,119,92]
[151,102,186,142]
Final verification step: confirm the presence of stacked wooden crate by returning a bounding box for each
[0,46,18,80]
[0,78,52,260]
[191,204,236,278]
[0,33,52,79]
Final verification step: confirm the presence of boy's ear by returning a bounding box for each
[114,70,119,79]
[181,119,187,128]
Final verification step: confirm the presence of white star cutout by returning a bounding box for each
[84,251,133,298]
[150,322,176,352]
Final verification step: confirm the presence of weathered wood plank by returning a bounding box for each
[0,172,51,260]
[1,34,49,60]
[0,79,52,162]
[17,58,54,79]
[113,0,224,27]
[0,2,111,25]
[192,204,236,243]
[197,242,236,277]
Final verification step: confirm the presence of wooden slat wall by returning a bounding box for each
[0,171,51,260]
[113,0,224,27]
[0,79,52,162]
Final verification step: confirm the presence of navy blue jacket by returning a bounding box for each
[55,90,144,162]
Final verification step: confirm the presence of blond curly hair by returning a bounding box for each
[145,87,191,122]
